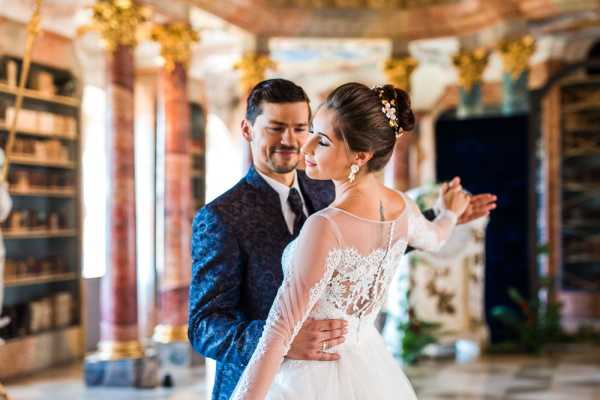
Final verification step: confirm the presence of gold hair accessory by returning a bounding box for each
[373,86,403,139]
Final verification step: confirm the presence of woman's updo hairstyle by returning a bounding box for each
[323,82,415,172]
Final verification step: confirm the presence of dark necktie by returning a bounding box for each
[287,188,306,237]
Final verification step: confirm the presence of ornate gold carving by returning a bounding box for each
[153,324,188,344]
[452,48,490,91]
[97,340,144,360]
[90,0,150,51]
[384,56,419,92]
[234,52,277,95]
[498,35,536,79]
[151,22,199,72]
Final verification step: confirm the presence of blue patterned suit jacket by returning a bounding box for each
[189,167,335,400]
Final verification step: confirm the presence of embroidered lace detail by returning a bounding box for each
[231,195,458,400]
[232,243,342,399]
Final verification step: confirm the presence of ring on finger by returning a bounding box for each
[321,341,327,352]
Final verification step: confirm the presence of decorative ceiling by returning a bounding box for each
[188,0,600,39]
[265,0,459,10]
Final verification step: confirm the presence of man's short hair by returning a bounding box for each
[245,78,311,124]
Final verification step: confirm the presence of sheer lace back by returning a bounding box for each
[283,207,409,338]
[231,192,458,400]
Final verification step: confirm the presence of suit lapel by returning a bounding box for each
[245,166,291,237]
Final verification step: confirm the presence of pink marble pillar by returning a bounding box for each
[155,62,192,341]
[384,134,411,191]
[100,44,141,354]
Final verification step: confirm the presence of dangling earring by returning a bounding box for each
[348,164,360,183]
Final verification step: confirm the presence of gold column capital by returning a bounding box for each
[384,56,419,93]
[234,52,277,95]
[452,48,490,91]
[90,0,150,51]
[151,21,199,72]
[498,35,536,79]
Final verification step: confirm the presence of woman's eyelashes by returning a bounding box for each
[308,129,330,147]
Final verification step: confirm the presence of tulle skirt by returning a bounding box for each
[266,326,418,400]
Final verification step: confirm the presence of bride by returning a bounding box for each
[231,83,470,399]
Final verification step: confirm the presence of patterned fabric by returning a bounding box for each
[188,167,334,400]
[287,188,306,237]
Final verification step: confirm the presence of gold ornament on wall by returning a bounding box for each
[87,0,151,51]
[498,35,536,79]
[384,56,419,93]
[452,48,490,92]
[234,52,277,95]
[151,22,199,72]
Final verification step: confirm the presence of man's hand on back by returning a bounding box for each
[286,319,348,361]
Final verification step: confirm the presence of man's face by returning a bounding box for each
[244,101,310,174]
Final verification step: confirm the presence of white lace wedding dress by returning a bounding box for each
[232,193,458,400]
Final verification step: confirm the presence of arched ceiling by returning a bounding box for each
[188,0,600,39]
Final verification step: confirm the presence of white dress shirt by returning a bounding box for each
[256,169,308,234]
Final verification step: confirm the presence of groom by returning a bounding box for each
[189,79,496,400]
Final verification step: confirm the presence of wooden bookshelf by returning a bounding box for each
[5,272,78,287]
[9,187,76,197]
[8,155,75,169]
[0,81,79,108]
[558,71,600,319]
[0,55,83,376]
[4,229,77,239]
[0,123,77,140]
[0,326,83,379]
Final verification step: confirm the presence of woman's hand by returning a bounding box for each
[437,177,496,224]
[441,181,470,217]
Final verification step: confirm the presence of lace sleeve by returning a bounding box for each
[406,194,457,253]
[230,214,341,400]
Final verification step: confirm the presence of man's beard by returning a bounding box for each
[268,146,300,173]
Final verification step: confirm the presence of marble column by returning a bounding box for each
[100,43,141,353]
[452,48,490,118]
[383,53,418,191]
[234,45,276,170]
[83,0,158,388]
[150,22,198,345]
[498,35,536,114]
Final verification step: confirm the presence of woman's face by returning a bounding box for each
[302,107,353,181]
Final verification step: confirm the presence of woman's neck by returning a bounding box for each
[333,172,380,206]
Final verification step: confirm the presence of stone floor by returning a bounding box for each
[4,344,600,399]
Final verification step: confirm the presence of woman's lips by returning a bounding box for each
[305,158,317,167]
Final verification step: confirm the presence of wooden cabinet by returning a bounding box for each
[537,67,600,329]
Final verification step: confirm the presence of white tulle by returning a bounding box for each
[231,192,457,400]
